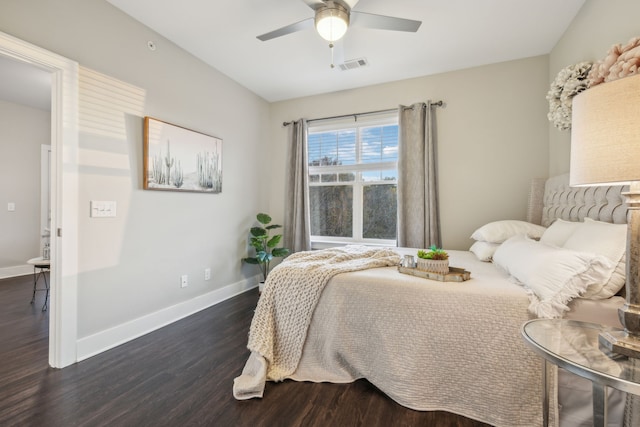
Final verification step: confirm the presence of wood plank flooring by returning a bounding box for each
[0,275,491,426]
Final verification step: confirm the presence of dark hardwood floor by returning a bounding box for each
[0,275,491,427]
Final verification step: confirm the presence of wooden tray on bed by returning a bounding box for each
[398,266,471,282]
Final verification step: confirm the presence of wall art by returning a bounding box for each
[144,117,222,193]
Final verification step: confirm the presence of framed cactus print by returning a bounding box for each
[143,117,222,193]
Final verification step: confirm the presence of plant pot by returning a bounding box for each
[416,258,449,275]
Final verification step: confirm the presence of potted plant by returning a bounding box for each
[416,245,449,274]
[243,213,290,290]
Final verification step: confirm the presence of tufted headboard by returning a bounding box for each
[527,173,628,227]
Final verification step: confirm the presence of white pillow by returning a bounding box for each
[562,218,627,299]
[493,234,615,318]
[470,220,547,244]
[540,219,582,247]
[469,241,500,262]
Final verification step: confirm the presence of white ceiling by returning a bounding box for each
[0,0,586,108]
[106,0,585,102]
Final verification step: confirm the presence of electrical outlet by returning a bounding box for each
[7,202,15,212]
[204,268,211,280]
[181,274,188,288]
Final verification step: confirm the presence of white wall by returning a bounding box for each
[0,99,50,272]
[548,0,640,175]
[0,0,270,353]
[269,56,550,250]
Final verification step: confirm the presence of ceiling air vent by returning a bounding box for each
[338,58,368,71]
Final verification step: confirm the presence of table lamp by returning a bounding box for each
[570,73,640,358]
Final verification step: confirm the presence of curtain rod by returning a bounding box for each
[282,100,443,126]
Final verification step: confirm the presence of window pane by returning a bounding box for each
[308,129,356,166]
[321,173,337,183]
[381,125,399,162]
[361,125,399,164]
[339,172,355,182]
[310,186,353,237]
[337,130,356,165]
[361,170,398,182]
[363,184,397,239]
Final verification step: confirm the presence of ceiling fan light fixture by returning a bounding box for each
[315,3,349,42]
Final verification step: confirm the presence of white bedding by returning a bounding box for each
[235,246,626,426]
[290,249,550,427]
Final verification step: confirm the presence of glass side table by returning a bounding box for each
[521,319,640,427]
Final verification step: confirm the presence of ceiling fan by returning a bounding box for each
[257,0,422,44]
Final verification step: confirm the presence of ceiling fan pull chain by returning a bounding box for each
[330,43,335,68]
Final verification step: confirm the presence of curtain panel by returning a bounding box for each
[283,119,311,253]
[397,102,441,248]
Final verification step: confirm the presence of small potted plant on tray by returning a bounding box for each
[243,213,290,291]
[416,245,449,275]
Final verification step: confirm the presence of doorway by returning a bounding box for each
[0,31,79,368]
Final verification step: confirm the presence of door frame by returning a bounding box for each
[0,31,79,368]
[41,144,51,255]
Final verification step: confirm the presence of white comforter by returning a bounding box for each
[236,248,555,427]
[292,249,553,427]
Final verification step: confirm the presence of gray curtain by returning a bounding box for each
[283,119,311,253]
[397,101,441,248]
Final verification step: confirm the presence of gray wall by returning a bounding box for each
[548,0,640,175]
[0,99,50,271]
[269,55,551,250]
[0,0,270,344]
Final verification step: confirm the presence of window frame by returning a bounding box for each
[307,113,399,248]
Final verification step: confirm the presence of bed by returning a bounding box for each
[234,173,630,427]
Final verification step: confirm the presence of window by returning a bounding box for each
[307,113,398,246]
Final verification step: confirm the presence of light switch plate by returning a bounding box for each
[90,200,117,217]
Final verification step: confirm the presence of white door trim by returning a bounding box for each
[41,144,51,255]
[0,31,79,368]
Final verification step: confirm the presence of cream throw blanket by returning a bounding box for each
[233,246,400,400]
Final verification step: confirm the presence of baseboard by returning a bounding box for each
[76,275,260,362]
[0,265,32,280]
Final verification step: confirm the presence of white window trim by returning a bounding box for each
[308,113,399,248]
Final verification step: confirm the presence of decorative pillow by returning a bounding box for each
[493,234,615,318]
[470,220,547,244]
[562,218,627,299]
[469,241,500,262]
[540,219,582,247]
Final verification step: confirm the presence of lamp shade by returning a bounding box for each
[570,73,640,186]
[315,4,349,42]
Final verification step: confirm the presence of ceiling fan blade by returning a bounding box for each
[257,18,314,41]
[351,11,421,32]
[303,0,359,12]
[301,0,327,11]
[340,0,360,9]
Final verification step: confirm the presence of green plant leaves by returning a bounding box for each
[250,227,267,237]
[244,212,291,280]
[267,234,282,248]
[257,213,271,224]
[256,251,273,263]
[272,248,290,257]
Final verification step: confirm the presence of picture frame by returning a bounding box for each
[143,117,222,193]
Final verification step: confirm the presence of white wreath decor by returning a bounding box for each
[546,61,593,131]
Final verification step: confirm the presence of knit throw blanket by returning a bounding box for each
[233,246,400,400]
